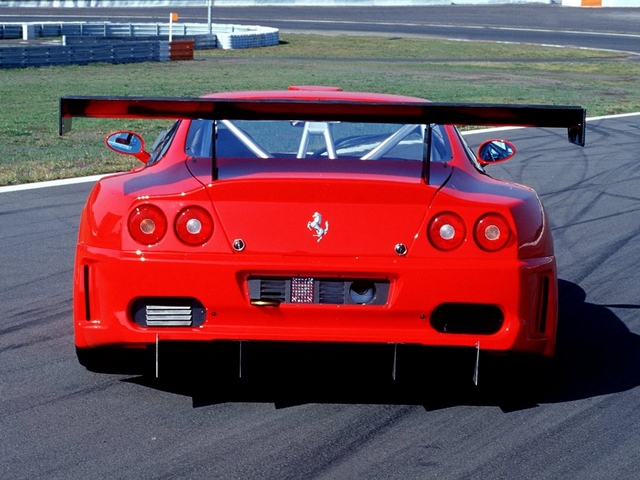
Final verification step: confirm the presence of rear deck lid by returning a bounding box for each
[189,156,451,256]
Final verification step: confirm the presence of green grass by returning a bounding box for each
[1,33,639,186]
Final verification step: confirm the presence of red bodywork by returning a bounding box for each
[62,89,586,368]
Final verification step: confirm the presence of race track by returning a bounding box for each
[2,4,640,54]
[1,115,639,478]
[1,4,640,477]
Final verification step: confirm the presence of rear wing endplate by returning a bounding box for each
[60,96,586,147]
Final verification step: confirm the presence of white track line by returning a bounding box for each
[0,174,112,193]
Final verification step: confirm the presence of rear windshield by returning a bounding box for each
[185,120,452,162]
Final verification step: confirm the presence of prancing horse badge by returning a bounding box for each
[307,212,329,242]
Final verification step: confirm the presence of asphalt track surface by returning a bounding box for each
[2,117,640,478]
[1,4,640,55]
[2,5,640,479]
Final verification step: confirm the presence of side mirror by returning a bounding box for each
[105,131,150,163]
[477,139,516,167]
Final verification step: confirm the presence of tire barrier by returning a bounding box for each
[0,21,279,68]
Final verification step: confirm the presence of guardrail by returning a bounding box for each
[63,33,218,50]
[0,24,23,39]
[0,39,182,69]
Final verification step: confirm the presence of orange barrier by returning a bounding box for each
[169,40,194,61]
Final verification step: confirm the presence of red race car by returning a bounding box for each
[60,87,585,380]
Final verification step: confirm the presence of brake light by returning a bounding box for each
[474,213,511,251]
[175,206,214,245]
[428,212,466,251]
[128,205,167,245]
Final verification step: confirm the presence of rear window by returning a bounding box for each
[185,120,452,162]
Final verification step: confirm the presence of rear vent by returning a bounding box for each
[259,279,287,303]
[146,305,192,326]
[248,277,389,305]
[319,281,345,304]
[132,298,206,327]
[430,303,503,335]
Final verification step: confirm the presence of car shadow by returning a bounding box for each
[124,279,640,412]
[541,279,640,404]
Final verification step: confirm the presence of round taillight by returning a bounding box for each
[175,206,214,245]
[427,212,466,251]
[474,213,511,251]
[128,204,167,246]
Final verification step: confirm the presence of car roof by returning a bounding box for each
[203,86,428,104]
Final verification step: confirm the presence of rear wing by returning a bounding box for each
[60,95,586,146]
[60,95,585,183]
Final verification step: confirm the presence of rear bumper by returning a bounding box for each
[74,245,557,356]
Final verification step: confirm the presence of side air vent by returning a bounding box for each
[131,297,206,327]
[537,276,550,334]
[83,264,91,321]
